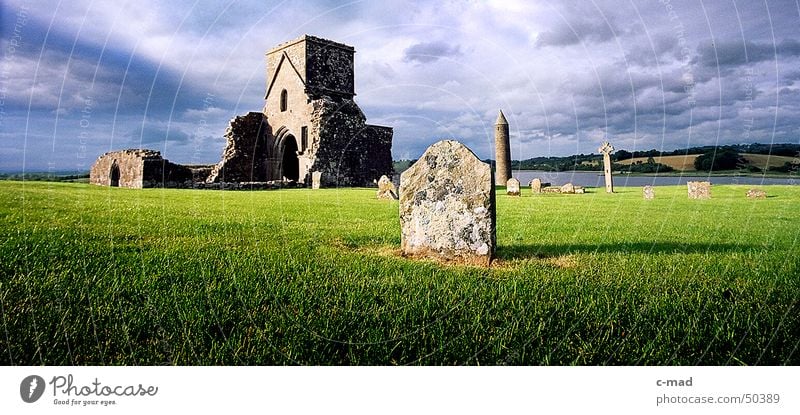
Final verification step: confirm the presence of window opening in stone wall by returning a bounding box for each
[280,89,288,112]
[301,126,308,151]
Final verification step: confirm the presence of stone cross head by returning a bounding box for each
[598,141,614,155]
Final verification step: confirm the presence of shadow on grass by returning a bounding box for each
[497,242,757,260]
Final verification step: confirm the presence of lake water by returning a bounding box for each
[511,171,799,187]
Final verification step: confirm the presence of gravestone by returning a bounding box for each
[560,183,575,194]
[598,141,615,193]
[530,178,542,194]
[399,140,495,266]
[746,188,766,199]
[377,175,398,200]
[687,181,711,199]
[506,178,520,196]
[311,171,322,189]
[643,185,655,200]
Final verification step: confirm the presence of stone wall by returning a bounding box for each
[261,35,392,186]
[207,112,270,183]
[307,98,393,186]
[305,36,355,98]
[90,149,192,188]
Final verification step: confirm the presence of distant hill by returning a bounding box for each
[391,143,800,174]
[617,153,798,172]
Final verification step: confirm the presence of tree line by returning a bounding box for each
[393,142,800,173]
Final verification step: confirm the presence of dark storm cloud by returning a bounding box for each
[0,15,233,116]
[125,124,191,146]
[535,16,630,48]
[695,39,800,67]
[402,41,462,64]
[4,0,800,170]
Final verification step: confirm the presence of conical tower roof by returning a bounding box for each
[495,110,508,125]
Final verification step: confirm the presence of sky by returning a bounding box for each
[1,0,799,172]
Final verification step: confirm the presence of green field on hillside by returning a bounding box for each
[1,181,798,365]
[618,153,797,171]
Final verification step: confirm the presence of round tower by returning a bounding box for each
[494,110,511,186]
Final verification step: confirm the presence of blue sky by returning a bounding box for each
[1,0,799,172]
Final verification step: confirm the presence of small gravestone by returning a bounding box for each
[530,178,542,194]
[399,140,495,266]
[560,183,575,194]
[311,171,322,189]
[643,185,655,200]
[506,178,520,196]
[377,175,398,200]
[746,188,766,199]
[687,181,711,199]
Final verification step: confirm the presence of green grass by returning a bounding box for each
[1,181,798,365]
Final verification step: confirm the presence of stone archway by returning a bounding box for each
[281,135,299,181]
[110,163,120,187]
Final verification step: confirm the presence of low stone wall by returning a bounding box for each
[90,149,195,188]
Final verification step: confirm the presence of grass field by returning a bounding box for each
[618,153,797,171]
[1,181,798,365]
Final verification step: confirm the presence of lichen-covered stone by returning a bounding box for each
[506,178,520,196]
[399,140,495,266]
[746,188,766,199]
[687,181,711,199]
[530,178,542,194]
[377,175,398,199]
[643,185,655,200]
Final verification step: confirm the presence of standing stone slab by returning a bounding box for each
[311,171,322,189]
[377,175,398,200]
[598,141,615,193]
[746,188,766,199]
[506,178,520,196]
[530,178,542,194]
[399,140,495,266]
[643,185,655,200]
[560,183,575,194]
[687,181,711,199]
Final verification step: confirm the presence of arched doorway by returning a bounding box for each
[110,163,120,187]
[281,135,299,181]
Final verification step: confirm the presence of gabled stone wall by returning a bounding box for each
[90,149,192,188]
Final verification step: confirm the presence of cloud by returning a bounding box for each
[535,17,624,47]
[402,41,462,64]
[3,0,800,171]
[696,39,800,68]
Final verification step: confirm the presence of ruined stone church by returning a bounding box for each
[206,35,393,187]
[90,35,393,188]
